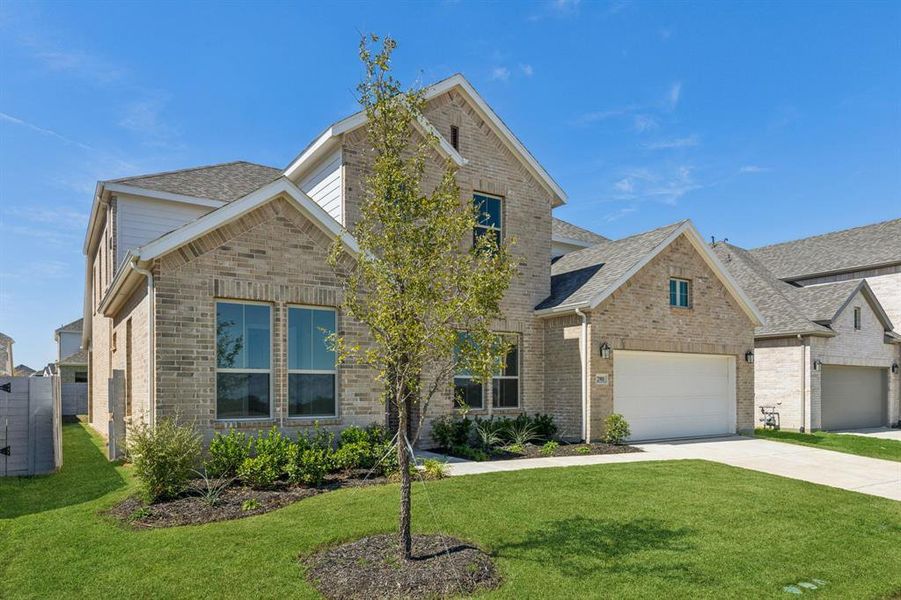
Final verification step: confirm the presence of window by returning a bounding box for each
[74,370,88,383]
[453,333,483,409]
[216,301,271,419]
[450,125,460,150]
[288,306,337,417]
[473,193,502,248]
[492,338,519,408]
[853,306,861,330]
[669,278,691,308]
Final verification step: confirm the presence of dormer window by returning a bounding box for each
[473,193,502,248]
[853,306,861,330]
[669,278,691,308]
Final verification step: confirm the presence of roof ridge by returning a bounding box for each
[751,217,901,252]
[106,160,280,184]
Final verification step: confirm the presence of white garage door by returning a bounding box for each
[613,351,736,441]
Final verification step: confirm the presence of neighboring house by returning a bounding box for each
[54,319,88,384]
[82,74,760,448]
[714,242,900,431]
[13,364,36,377]
[0,332,13,377]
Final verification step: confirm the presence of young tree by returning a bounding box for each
[330,35,517,560]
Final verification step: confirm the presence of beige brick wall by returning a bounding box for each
[754,339,807,430]
[543,314,586,439]
[583,234,755,439]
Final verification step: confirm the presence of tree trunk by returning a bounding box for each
[397,406,412,561]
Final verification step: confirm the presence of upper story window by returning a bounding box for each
[853,306,861,330]
[669,278,691,308]
[473,193,502,249]
[216,301,271,419]
[288,306,337,418]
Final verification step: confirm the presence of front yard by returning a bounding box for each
[754,428,901,462]
[1,423,899,599]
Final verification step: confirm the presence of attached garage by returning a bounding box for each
[613,351,736,441]
[820,365,887,430]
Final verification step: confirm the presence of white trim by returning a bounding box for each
[286,304,339,419]
[103,183,226,208]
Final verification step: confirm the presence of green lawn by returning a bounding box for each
[754,428,901,462]
[1,424,899,599]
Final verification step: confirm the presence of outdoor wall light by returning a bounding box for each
[892,361,899,374]
[813,359,822,372]
[745,350,754,364]
[600,342,611,359]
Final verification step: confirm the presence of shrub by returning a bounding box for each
[530,413,558,441]
[126,417,202,503]
[539,440,559,456]
[253,427,293,474]
[374,440,399,475]
[473,420,503,450]
[603,413,631,445]
[339,425,369,446]
[205,429,250,478]
[241,498,261,512]
[238,454,280,489]
[288,447,334,486]
[449,444,490,462]
[507,421,538,446]
[189,470,233,506]
[333,440,377,471]
[506,443,525,454]
[420,458,447,480]
[430,415,472,448]
[576,446,591,455]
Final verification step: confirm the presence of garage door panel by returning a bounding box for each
[821,365,886,430]
[613,351,735,441]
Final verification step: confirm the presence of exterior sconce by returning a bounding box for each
[744,350,754,364]
[813,359,822,372]
[600,342,611,359]
[892,362,899,374]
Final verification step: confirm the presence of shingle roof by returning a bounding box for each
[55,318,83,334]
[537,221,684,310]
[788,280,863,324]
[13,364,35,376]
[552,218,609,245]
[750,218,901,280]
[59,348,87,366]
[0,331,13,342]
[108,161,283,203]
[712,243,831,337]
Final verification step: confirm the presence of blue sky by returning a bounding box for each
[1,0,899,368]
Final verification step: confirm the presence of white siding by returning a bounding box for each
[866,272,901,331]
[116,194,213,266]
[299,149,342,224]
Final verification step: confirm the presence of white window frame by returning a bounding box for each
[287,304,339,419]
[669,277,691,308]
[215,299,274,422]
[473,192,503,246]
[491,334,521,409]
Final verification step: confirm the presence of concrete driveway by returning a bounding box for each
[435,436,901,501]
[836,427,901,441]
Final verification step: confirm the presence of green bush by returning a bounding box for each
[603,413,631,445]
[288,447,334,486]
[205,429,250,478]
[237,454,280,489]
[340,423,388,446]
[333,440,377,471]
[576,446,591,455]
[126,417,202,503]
[539,440,559,456]
[431,415,473,448]
[297,423,335,452]
[449,444,490,462]
[420,458,447,480]
[253,427,293,473]
[374,441,399,475]
[530,413,558,441]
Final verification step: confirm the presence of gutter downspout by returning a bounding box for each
[798,334,806,433]
[575,308,589,442]
[130,258,155,428]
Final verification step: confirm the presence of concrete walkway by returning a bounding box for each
[836,427,901,441]
[424,436,901,501]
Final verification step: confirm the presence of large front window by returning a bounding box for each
[473,193,502,248]
[216,301,271,419]
[454,333,483,409]
[492,338,519,408]
[288,306,337,417]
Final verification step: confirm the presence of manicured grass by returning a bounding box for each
[1,424,899,599]
[754,428,901,462]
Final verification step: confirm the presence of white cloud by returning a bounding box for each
[119,97,178,143]
[490,66,511,82]
[614,178,634,193]
[607,165,702,206]
[552,0,581,11]
[739,165,770,174]
[604,206,637,222]
[18,35,127,84]
[633,114,658,132]
[519,63,534,77]
[0,111,95,152]
[644,134,699,150]
[666,81,682,109]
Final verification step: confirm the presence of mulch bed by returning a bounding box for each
[436,441,642,462]
[303,534,499,600]
[107,471,386,529]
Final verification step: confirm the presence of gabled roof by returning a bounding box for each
[750,217,901,280]
[107,161,282,204]
[55,318,83,335]
[59,348,88,366]
[0,332,12,343]
[536,220,764,325]
[13,364,35,376]
[790,280,893,330]
[283,74,566,206]
[552,218,609,246]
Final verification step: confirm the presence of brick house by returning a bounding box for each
[82,74,762,450]
[712,220,901,431]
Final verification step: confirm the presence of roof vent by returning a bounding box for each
[450,125,460,150]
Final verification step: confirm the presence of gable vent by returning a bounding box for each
[450,125,460,150]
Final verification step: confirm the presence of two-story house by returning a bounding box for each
[83,74,761,450]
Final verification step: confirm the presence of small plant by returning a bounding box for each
[449,444,490,462]
[539,440,559,456]
[576,446,591,455]
[189,470,233,506]
[506,443,525,454]
[430,415,473,448]
[205,429,250,478]
[288,447,334,486]
[237,454,280,490]
[419,458,448,480]
[128,506,151,521]
[507,421,538,447]
[126,417,202,503]
[241,498,262,512]
[603,413,631,445]
[473,420,503,450]
[253,427,293,474]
